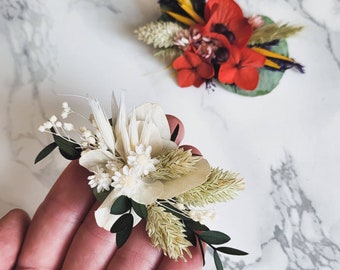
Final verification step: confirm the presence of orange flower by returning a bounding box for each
[173,51,215,87]
[218,47,265,90]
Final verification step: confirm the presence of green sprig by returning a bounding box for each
[249,22,303,45]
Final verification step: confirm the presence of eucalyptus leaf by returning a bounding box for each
[132,200,148,219]
[110,213,133,233]
[34,142,58,164]
[170,124,180,142]
[184,219,210,232]
[93,188,111,203]
[110,196,132,215]
[184,228,197,247]
[52,132,81,160]
[197,237,206,266]
[116,215,134,248]
[222,16,287,96]
[199,231,231,245]
[217,246,248,256]
[213,250,223,270]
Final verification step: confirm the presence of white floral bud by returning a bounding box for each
[38,125,46,132]
[44,121,53,129]
[61,111,69,119]
[49,115,57,123]
[62,102,69,109]
[63,123,74,131]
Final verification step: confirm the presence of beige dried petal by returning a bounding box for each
[159,158,211,199]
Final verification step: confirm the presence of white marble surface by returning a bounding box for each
[1,0,340,269]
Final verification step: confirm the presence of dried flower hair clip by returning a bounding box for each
[36,93,246,269]
[135,0,304,96]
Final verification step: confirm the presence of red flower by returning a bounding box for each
[203,0,253,48]
[173,51,215,87]
[218,47,265,90]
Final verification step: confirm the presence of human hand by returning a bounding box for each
[0,116,204,270]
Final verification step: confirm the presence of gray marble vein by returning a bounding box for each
[216,154,340,269]
[69,0,120,14]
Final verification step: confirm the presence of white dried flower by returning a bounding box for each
[49,115,57,123]
[38,125,46,132]
[127,144,158,175]
[88,167,112,193]
[63,123,74,131]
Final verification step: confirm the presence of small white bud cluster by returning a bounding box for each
[38,113,74,133]
[61,102,72,119]
[189,208,216,224]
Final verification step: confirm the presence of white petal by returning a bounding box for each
[128,108,139,148]
[131,180,164,205]
[79,149,114,171]
[159,158,211,199]
[94,190,142,231]
[111,92,119,127]
[134,103,171,142]
[88,97,115,152]
[114,94,130,158]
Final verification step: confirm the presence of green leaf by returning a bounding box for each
[184,228,197,247]
[170,124,180,142]
[199,231,231,245]
[115,214,134,248]
[52,131,81,160]
[132,200,148,219]
[110,213,133,233]
[110,196,132,215]
[222,16,287,97]
[184,219,210,232]
[197,237,206,266]
[34,142,58,164]
[92,188,111,203]
[217,246,248,256]
[213,250,223,270]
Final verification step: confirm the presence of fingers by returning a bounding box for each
[156,243,205,270]
[106,220,162,270]
[16,161,95,269]
[180,145,202,156]
[62,202,117,270]
[166,115,185,145]
[166,115,203,156]
[0,209,30,270]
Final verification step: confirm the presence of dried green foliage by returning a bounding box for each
[135,21,184,48]
[150,148,201,181]
[146,204,192,260]
[249,23,303,45]
[177,167,244,207]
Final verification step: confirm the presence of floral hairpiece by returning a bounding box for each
[135,0,304,96]
[36,93,246,269]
